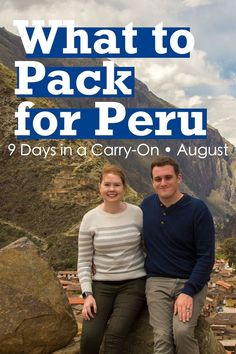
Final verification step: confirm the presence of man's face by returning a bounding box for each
[151,165,181,201]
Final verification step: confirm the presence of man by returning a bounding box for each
[141,156,215,354]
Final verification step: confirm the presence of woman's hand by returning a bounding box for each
[82,295,97,320]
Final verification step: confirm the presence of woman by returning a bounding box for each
[78,164,146,354]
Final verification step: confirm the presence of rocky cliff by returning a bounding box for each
[0,237,226,354]
[0,237,78,354]
[0,60,141,267]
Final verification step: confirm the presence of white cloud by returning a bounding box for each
[116,48,230,101]
[205,95,236,145]
[182,0,214,7]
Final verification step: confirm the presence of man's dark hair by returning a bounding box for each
[150,156,180,178]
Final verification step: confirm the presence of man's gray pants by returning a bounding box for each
[146,277,207,354]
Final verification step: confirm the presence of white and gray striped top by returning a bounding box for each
[77,203,146,293]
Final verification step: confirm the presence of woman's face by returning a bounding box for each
[99,173,125,203]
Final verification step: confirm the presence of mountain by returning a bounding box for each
[0,27,235,268]
[0,60,140,268]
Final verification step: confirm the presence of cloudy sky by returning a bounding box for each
[1,0,236,145]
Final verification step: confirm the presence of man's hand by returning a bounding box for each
[174,293,193,322]
[82,295,97,321]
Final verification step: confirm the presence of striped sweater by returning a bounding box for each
[77,203,146,293]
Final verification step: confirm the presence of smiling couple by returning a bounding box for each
[77,156,215,354]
